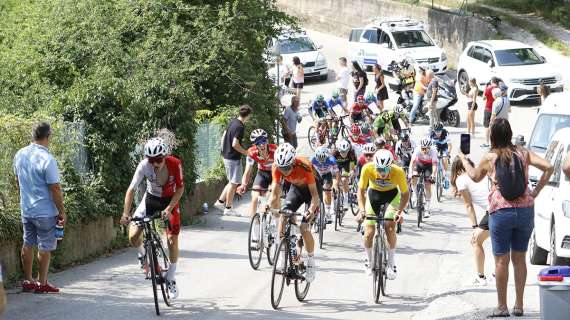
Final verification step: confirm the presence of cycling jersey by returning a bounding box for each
[365,95,378,105]
[358,162,408,193]
[333,149,357,172]
[311,156,339,177]
[310,100,330,118]
[272,157,316,186]
[327,97,343,109]
[430,129,450,152]
[129,156,184,198]
[349,135,368,146]
[373,115,395,136]
[246,144,277,171]
[411,146,438,165]
[350,102,370,116]
[395,140,417,157]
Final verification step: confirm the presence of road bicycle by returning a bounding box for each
[347,173,359,216]
[270,210,311,309]
[308,113,351,151]
[312,197,327,249]
[247,189,277,270]
[364,202,391,303]
[435,151,447,203]
[415,172,429,228]
[131,213,173,316]
[333,188,345,231]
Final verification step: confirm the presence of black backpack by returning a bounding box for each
[495,150,526,201]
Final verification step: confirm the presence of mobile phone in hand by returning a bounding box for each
[460,133,471,155]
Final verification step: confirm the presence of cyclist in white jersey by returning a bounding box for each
[409,138,437,217]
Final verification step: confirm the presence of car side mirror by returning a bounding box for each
[318,44,323,50]
[487,60,495,68]
[541,56,547,62]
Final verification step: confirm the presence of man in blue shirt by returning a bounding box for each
[13,122,65,294]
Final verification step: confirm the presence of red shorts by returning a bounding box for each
[167,204,181,236]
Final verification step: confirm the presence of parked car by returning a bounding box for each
[267,30,328,81]
[529,127,570,266]
[348,18,447,74]
[457,40,564,102]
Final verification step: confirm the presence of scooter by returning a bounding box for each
[434,75,460,128]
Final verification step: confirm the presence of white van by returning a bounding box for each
[348,18,447,73]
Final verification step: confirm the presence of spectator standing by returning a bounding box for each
[459,118,553,317]
[482,77,499,148]
[282,95,301,148]
[291,56,304,100]
[217,105,252,215]
[351,61,368,101]
[13,122,65,293]
[490,88,510,124]
[425,70,439,128]
[451,157,491,286]
[410,67,428,123]
[537,82,550,105]
[336,57,351,106]
[373,64,389,112]
[465,78,478,136]
[274,55,291,87]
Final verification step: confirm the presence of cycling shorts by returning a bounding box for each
[337,161,351,175]
[320,172,333,186]
[283,183,323,215]
[315,108,326,119]
[399,153,412,169]
[351,113,364,122]
[413,162,433,178]
[365,188,400,225]
[253,169,272,190]
[134,193,181,236]
[435,144,449,157]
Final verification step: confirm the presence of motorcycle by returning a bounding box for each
[434,75,460,128]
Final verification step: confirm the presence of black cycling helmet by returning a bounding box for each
[401,131,409,142]
[434,122,444,132]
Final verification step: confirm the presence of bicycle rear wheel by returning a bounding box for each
[271,240,288,309]
[148,242,161,315]
[334,190,341,231]
[349,178,358,216]
[417,184,424,228]
[372,238,382,303]
[265,214,276,266]
[248,213,263,270]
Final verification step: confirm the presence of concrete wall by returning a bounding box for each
[276,0,497,66]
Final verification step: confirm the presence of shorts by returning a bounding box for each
[436,145,449,157]
[489,206,534,256]
[399,153,411,169]
[365,188,400,225]
[134,193,181,235]
[483,110,492,128]
[283,183,323,214]
[478,212,489,230]
[293,81,304,89]
[467,102,478,111]
[22,216,58,252]
[413,162,433,178]
[223,158,243,185]
[284,77,291,87]
[337,161,351,175]
[315,108,326,119]
[320,172,333,186]
[253,169,272,190]
[351,113,364,122]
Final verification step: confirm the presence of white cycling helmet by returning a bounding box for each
[274,143,296,167]
[374,149,394,169]
[315,146,329,162]
[144,138,168,157]
[363,143,376,154]
[250,128,268,142]
[337,140,351,153]
[420,137,432,148]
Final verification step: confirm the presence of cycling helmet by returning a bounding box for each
[315,146,329,162]
[420,137,432,148]
[365,92,375,102]
[363,143,376,154]
[356,95,365,103]
[144,138,168,157]
[350,124,361,136]
[400,58,409,67]
[316,94,325,103]
[374,149,394,169]
[250,128,268,143]
[434,122,444,132]
[337,139,351,153]
[375,137,386,148]
[331,89,340,99]
[394,105,405,114]
[382,111,391,121]
[274,143,296,167]
[361,123,371,135]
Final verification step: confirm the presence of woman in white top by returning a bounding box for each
[451,156,491,286]
[291,56,304,100]
[465,78,478,136]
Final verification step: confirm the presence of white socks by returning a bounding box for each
[167,262,177,281]
[138,245,146,257]
[325,205,332,216]
[365,247,373,264]
[388,249,396,266]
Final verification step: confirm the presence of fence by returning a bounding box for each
[195,121,223,181]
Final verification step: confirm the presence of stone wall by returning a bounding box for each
[276,0,497,66]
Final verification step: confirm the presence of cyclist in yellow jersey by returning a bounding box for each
[357,149,410,279]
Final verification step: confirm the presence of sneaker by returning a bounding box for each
[22,280,39,293]
[472,275,488,286]
[223,208,237,216]
[326,212,333,224]
[35,283,60,294]
[167,280,179,299]
[423,210,431,218]
[213,200,225,209]
[364,259,372,276]
[387,265,397,280]
[305,257,316,283]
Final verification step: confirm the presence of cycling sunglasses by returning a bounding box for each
[255,137,268,146]
[364,153,374,158]
[421,147,430,152]
[376,166,390,174]
[148,156,165,164]
[278,164,293,173]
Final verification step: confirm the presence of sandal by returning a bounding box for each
[487,309,510,318]
[512,307,524,317]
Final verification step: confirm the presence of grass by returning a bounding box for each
[478,0,570,30]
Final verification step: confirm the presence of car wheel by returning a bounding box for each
[320,73,328,81]
[458,71,469,95]
[549,221,570,266]
[529,229,548,265]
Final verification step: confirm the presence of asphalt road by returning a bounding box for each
[3,30,546,320]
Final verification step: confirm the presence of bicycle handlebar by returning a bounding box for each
[280,209,303,218]
[130,212,164,224]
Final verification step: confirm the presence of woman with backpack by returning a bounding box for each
[458,118,553,318]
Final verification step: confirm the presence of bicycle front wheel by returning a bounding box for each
[372,237,382,304]
[148,242,161,315]
[155,238,172,307]
[271,240,288,310]
[334,190,341,231]
[307,126,319,151]
[318,201,325,249]
[248,213,263,270]
[436,167,443,202]
[380,236,388,297]
[265,214,276,266]
[417,184,424,228]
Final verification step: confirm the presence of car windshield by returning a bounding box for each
[529,114,570,153]
[392,30,434,48]
[495,48,544,66]
[276,37,316,54]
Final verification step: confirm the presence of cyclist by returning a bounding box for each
[327,89,348,114]
[121,138,184,299]
[269,143,319,283]
[310,94,335,141]
[430,122,452,186]
[348,123,368,147]
[373,110,397,143]
[332,139,358,207]
[311,146,340,224]
[395,131,416,171]
[356,143,377,179]
[357,150,410,279]
[374,137,397,161]
[237,129,277,243]
[349,95,372,124]
[365,92,378,112]
[392,105,411,136]
[409,138,438,218]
